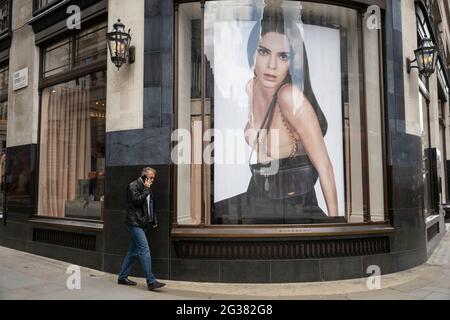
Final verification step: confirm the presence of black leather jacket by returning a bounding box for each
[125,178,157,228]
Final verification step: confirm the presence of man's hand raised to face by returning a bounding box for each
[143,177,153,189]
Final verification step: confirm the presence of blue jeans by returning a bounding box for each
[118,225,156,284]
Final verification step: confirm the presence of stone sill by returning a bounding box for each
[172,223,395,239]
[29,217,103,234]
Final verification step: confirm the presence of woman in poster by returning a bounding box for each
[214,0,338,224]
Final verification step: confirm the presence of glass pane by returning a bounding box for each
[0,65,8,97]
[364,20,385,222]
[439,124,446,204]
[38,71,106,220]
[35,0,59,11]
[43,22,107,78]
[43,39,72,78]
[0,0,10,35]
[75,23,108,67]
[205,0,360,225]
[176,2,202,225]
[419,94,433,215]
[0,101,6,216]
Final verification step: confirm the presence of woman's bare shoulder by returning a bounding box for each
[278,84,310,118]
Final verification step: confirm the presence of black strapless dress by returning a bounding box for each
[213,155,332,225]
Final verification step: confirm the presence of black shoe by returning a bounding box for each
[118,278,138,286]
[147,281,166,291]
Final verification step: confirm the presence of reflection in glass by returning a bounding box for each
[38,71,106,220]
[419,94,433,216]
[43,23,107,78]
[0,101,6,217]
[43,39,72,78]
[0,65,7,97]
[34,0,59,11]
[75,23,108,67]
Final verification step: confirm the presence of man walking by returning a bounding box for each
[118,167,166,291]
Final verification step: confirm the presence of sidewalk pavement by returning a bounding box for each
[1,225,450,300]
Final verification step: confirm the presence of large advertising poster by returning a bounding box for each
[209,1,346,224]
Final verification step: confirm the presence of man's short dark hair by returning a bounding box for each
[141,167,157,176]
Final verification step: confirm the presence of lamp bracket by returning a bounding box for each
[128,46,136,64]
[407,57,419,74]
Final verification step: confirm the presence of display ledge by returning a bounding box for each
[425,214,441,228]
[29,218,103,234]
[171,223,395,239]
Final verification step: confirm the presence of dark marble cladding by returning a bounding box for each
[104,165,170,213]
[144,87,162,128]
[320,257,364,281]
[396,248,427,272]
[220,261,271,283]
[106,128,172,167]
[388,133,423,210]
[170,259,220,282]
[0,221,104,271]
[0,224,3,245]
[144,52,162,87]
[104,208,170,260]
[384,0,406,131]
[390,209,426,253]
[145,0,162,17]
[144,0,173,127]
[144,15,162,52]
[104,252,169,280]
[362,253,398,276]
[270,260,321,282]
[103,164,171,275]
[390,165,423,210]
[27,241,103,270]
[5,144,37,214]
[3,220,30,241]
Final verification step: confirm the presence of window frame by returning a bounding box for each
[39,21,108,89]
[0,0,12,40]
[172,0,391,238]
[0,62,7,220]
[32,0,63,17]
[33,20,108,224]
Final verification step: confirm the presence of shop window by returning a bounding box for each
[175,0,386,227]
[74,23,108,67]
[419,92,433,216]
[0,65,7,219]
[0,0,10,37]
[38,71,106,220]
[38,22,107,221]
[438,100,447,205]
[43,38,72,78]
[33,0,60,13]
[42,22,108,78]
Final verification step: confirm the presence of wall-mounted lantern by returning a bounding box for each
[107,19,135,70]
[407,38,438,78]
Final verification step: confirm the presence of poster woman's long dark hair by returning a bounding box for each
[246,1,328,136]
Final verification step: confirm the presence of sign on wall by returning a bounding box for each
[13,67,28,91]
